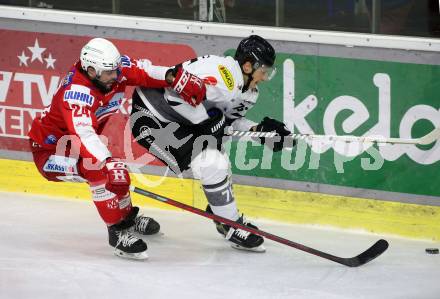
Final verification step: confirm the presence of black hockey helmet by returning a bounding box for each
[234,35,276,69]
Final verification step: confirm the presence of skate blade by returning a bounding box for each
[150,231,165,237]
[137,230,162,236]
[136,231,164,237]
[113,249,149,260]
[230,243,266,253]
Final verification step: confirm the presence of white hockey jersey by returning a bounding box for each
[137,55,258,131]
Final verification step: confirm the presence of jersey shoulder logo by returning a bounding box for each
[218,65,234,91]
[61,71,75,87]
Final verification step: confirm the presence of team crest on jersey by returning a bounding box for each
[61,71,75,87]
[218,65,234,91]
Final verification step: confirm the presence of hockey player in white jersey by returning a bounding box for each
[130,35,292,251]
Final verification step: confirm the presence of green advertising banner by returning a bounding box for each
[225,50,440,198]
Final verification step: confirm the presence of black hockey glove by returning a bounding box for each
[255,117,293,152]
[196,108,226,140]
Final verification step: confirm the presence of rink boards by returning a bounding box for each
[0,7,439,241]
[1,158,439,241]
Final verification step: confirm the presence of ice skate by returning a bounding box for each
[108,223,148,260]
[130,206,161,235]
[206,205,266,252]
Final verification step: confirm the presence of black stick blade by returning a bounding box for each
[339,239,389,267]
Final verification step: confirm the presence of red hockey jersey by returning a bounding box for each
[28,56,170,163]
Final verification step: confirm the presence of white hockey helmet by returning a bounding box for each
[80,38,121,76]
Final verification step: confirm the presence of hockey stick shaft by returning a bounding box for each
[131,185,388,267]
[226,127,440,145]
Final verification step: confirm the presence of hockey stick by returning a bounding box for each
[226,127,440,145]
[131,185,389,267]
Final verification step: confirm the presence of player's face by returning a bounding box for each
[254,65,276,82]
[97,69,118,89]
[249,65,276,89]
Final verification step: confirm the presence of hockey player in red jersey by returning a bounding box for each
[28,37,206,259]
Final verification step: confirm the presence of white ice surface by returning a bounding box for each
[0,191,439,299]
